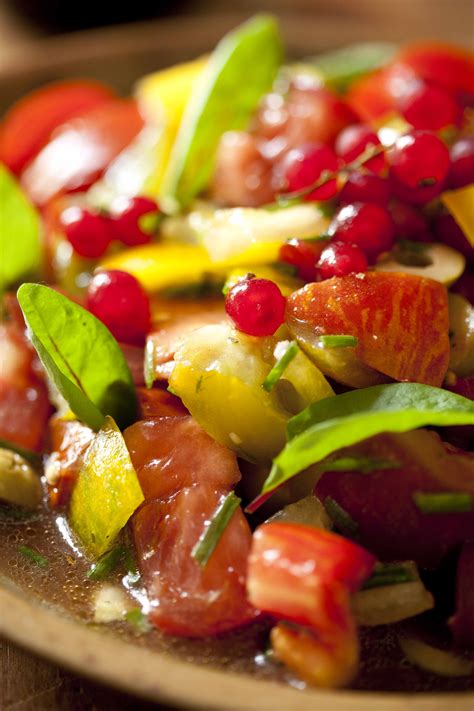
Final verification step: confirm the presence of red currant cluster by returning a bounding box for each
[277,127,474,281]
[60,196,160,259]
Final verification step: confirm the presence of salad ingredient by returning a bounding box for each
[18,545,49,568]
[70,416,144,557]
[93,584,133,624]
[388,131,450,205]
[45,416,95,507]
[0,449,42,509]
[17,284,137,430]
[169,322,333,461]
[87,544,131,581]
[247,523,375,687]
[162,15,282,209]
[279,143,339,201]
[396,41,474,97]
[339,172,390,206]
[266,384,474,501]
[314,430,474,567]
[110,196,160,246]
[278,238,327,283]
[435,213,474,264]
[86,270,151,346]
[354,563,433,626]
[0,165,41,290]
[449,136,474,190]
[268,494,332,529]
[191,491,242,567]
[442,185,474,248]
[0,80,115,175]
[375,242,466,286]
[60,206,113,259]
[200,203,330,263]
[0,295,51,452]
[327,203,395,262]
[137,385,187,419]
[448,293,474,377]
[400,81,462,131]
[399,635,474,677]
[124,416,255,636]
[287,272,450,386]
[450,542,474,646]
[223,264,302,298]
[225,277,285,337]
[413,491,473,514]
[22,100,143,206]
[346,62,416,122]
[317,242,368,280]
[389,200,431,242]
[335,124,385,175]
[262,340,300,392]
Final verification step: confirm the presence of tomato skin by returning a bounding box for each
[247,522,374,687]
[124,417,255,637]
[0,80,115,175]
[45,416,95,507]
[450,542,474,647]
[21,99,144,205]
[346,63,416,122]
[136,386,188,419]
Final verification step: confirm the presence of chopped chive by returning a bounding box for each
[319,456,400,474]
[316,335,358,349]
[413,491,473,514]
[138,211,162,235]
[271,261,299,277]
[18,545,48,568]
[87,545,127,581]
[362,562,417,590]
[192,492,241,567]
[262,341,300,392]
[144,339,155,390]
[125,608,152,633]
[418,177,436,187]
[324,497,359,537]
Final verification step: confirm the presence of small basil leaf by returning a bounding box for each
[0,164,41,290]
[263,384,474,494]
[17,284,137,430]
[162,15,283,209]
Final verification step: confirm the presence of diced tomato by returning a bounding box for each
[119,343,145,386]
[346,62,417,123]
[450,542,474,647]
[45,416,95,507]
[0,296,51,452]
[136,386,188,419]
[315,430,474,568]
[247,522,374,687]
[124,416,255,637]
[0,80,115,175]
[21,99,144,205]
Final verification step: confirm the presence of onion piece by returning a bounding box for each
[353,562,433,626]
[267,494,332,530]
[399,635,474,677]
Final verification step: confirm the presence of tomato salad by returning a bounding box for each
[1,15,474,691]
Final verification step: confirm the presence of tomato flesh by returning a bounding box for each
[124,416,255,637]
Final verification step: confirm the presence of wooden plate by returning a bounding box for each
[1,11,473,708]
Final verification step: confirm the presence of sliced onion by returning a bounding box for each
[399,635,474,677]
[353,562,433,626]
[267,494,332,530]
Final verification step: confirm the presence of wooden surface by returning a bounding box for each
[0,3,473,709]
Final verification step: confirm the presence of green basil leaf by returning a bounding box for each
[17,284,137,430]
[263,384,474,494]
[302,42,396,93]
[0,164,41,291]
[162,15,283,209]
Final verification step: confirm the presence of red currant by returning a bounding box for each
[225,278,285,337]
[278,238,327,282]
[317,241,368,279]
[328,202,395,261]
[279,143,339,200]
[339,171,391,206]
[448,135,474,189]
[388,131,450,204]
[434,212,474,263]
[86,270,151,346]
[335,124,385,175]
[389,200,431,242]
[400,81,462,131]
[111,196,160,246]
[60,206,112,259]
